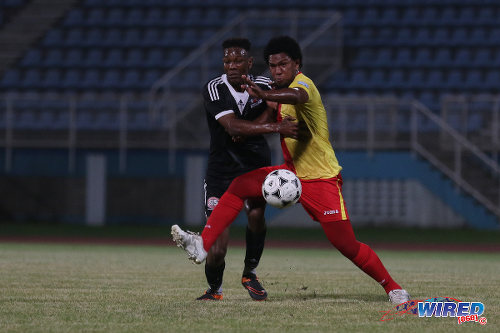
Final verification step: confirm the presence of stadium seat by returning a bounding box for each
[64,49,84,68]
[43,49,64,67]
[85,49,104,67]
[62,69,81,89]
[104,49,124,67]
[20,49,42,67]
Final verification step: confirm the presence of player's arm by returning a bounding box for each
[218,112,298,139]
[242,75,309,105]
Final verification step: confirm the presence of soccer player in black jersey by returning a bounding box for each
[198,38,298,301]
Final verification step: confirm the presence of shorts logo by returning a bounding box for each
[324,209,339,215]
[207,197,219,210]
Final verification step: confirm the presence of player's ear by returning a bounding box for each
[248,56,254,70]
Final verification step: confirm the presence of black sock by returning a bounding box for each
[205,262,225,293]
[243,226,267,277]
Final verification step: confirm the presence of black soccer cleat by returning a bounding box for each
[241,274,268,301]
[196,289,223,301]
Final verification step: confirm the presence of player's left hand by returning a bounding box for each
[241,75,266,99]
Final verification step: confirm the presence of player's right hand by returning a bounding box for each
[279,116,299,139]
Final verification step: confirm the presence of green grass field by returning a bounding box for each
[0,239,498,332]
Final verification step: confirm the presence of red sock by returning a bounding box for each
[352,243,401,294]
[321,221,401,294]
[201,192,243,252]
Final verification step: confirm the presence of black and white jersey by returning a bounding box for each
[203,74,273,180]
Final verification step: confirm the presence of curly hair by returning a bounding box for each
[263,36,302,68]
[222,38,251,52]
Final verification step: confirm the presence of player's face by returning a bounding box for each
[223,47,253,90]
[268,53,300,88]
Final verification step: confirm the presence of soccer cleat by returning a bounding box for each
[171,224,207,264]
[388,289,411,304]
[241,274,268,301]
[196,289,223,301]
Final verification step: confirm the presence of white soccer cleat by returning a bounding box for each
[388,289,411,304]
[171,225,207,264]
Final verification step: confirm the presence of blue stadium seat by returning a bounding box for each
[103,28,122,46]
[62,69,81,89]
[464,70,482,90]
[43,49,63,67]
[20,49,42,67]
[125,49,143,67]
[144,8,164,26]
[373,48,392,67]
[85,49,104,67]
[42,30,64,46]
[406,70,425,89]
[454,49,471,67]
[426,70,445,89]
[457,7,475,25]
[434,48,452,67]
[85,28,104,47]
[81,70,100,89]
[387,70,405,89]
[144,49,164,68]
[445,70,463,89]
[414,49,432,67]
[143,69,161,86]
[0,69,21,89]
[106,8,125,26]
[104,49,123,67]
[22,69,42,89]
[64,49,84,68]
[469,28,488,46]
[394,48,412,67]
[472,49,491,67]
[450,28,468,46]
[65,28,84,46]
[63,9,84,27]
[86,8,105,26]
[395,28,411,46]
[431,28,450,46]
[421,7,439,25]
[142,29,160,47]
[124,29,141,46]
[102,70,121,88]
[127,8,144,25]
[122,70,141,89]
[42,69,62,89]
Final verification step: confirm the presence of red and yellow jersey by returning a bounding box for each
[279,73,342,180]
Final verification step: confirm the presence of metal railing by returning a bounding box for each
[325,95,500,220]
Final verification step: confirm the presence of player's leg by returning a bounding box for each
[241,198,268,301]
[320,220,403,293]
[300,176,409,303]
[196,178,230,300]
[201,165,280,252]
[197,228,229,300]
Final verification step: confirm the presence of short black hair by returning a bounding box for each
[222,38,251,52]
[264,36,302,68]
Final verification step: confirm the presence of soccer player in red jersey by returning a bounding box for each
[173,36,410,304]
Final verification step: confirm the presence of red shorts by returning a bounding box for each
[228,164,349,224]
[299,176,349,223]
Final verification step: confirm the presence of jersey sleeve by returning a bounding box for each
[203,82,234,120]
[289,74,312,96]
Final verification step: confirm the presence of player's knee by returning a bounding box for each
[207,247,228,265]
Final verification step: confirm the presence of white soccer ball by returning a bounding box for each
[262,169,302,208]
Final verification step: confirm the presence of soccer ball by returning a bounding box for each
[262,169,302,208]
